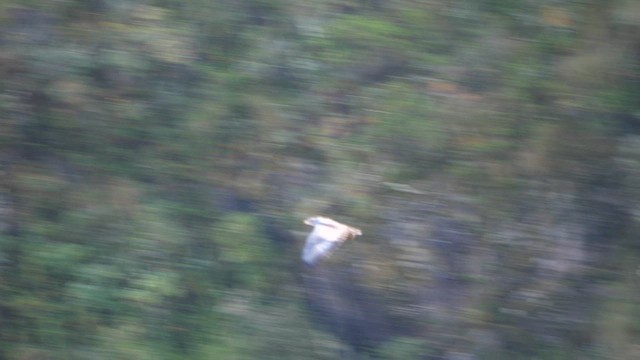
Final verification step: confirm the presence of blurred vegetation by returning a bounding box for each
[0,0,639,359]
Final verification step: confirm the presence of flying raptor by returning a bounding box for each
[302,216,362,266]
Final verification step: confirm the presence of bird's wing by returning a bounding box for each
[301,226,343,265]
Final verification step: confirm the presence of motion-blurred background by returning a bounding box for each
[1,1,639,359]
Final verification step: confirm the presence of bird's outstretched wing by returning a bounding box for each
[302,230,341,266]
[301,217,362,266]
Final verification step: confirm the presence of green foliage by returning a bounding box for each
[307,14,412,83]
[362,81,447,177]
[375,336,428,360]
[0,0,638,359]
[212,214,279,292]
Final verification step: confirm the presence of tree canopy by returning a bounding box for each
[0,0,639,359]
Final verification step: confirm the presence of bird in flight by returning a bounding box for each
[302,216,362,266]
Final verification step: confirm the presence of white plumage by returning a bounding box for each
[302,216,362,266]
